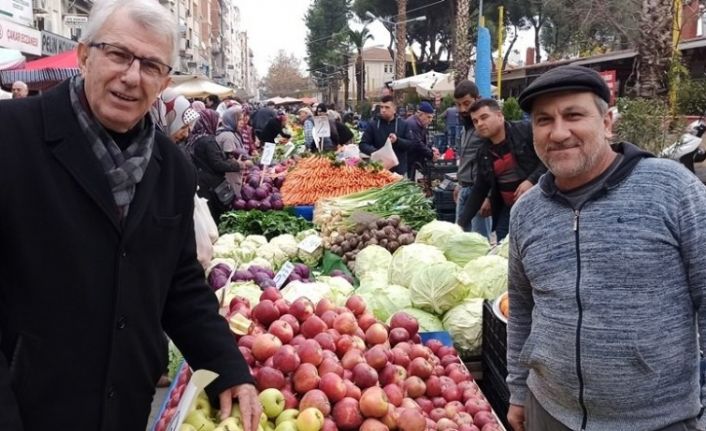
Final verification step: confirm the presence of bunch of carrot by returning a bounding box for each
[281,156,400,206]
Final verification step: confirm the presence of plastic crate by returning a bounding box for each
[423,159,458,181]
[294,205,314,221]
[481,358,511,429]
[482,300,508,378]
[153,360,189,430]
[419,331,453,347]
[436,209,456,223]
[432,188,456,211]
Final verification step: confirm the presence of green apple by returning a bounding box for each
[296,408,324,431]
[275,420,298,431]
[264,421,276,431]
[179,425,197,431]
[185,409,216,431]
[218,416,243,431]
[258,388,286,419]
[230,404,243,419]
[275,409,299,426]
[195,396,213,417]
[260,412,269,427]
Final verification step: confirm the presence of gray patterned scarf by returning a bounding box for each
[69,76,155,219]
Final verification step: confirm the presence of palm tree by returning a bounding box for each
[349,27,374,102]
[395,0,408,84]
[629,0,674,97]
[453,0,471,84]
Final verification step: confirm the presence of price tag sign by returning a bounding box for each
[313,115,331,138]
[274,261,295,289]
[260,142,276,166]
[298,235,322,254]
[167,369,219,431]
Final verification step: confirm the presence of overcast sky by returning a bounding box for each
[234,0,535,78]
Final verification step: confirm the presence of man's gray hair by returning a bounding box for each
[593,94,609,116]
[80,0,178,66]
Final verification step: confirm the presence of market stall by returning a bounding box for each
[169,74,235,98]
[0,49,79,91]
[153,147,511,431]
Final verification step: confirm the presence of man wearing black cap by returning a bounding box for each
[506,64,706,431]
[405,101,439,179]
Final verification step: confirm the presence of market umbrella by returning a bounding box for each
[389,71,442,91]
[0,48,25,71]
[169,75,234,98]
[0,49,80,91]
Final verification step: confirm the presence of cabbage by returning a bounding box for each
[460,255,508,299]
[389,308,444,332]
[232,232,246,244]
[256,244,289,269]
[388,243,446,288]
[358,282,411,322]
[442,232,490,266]
[270,234,299,259]
[409,261,469,314]
[298,246,323,267]
[214,233,240,248]
[238,257,273,273]
[354,245,392,282]
[295,229,319,242]
[233,245,257,263]
[490,239,510,259]
[281,280,332,304]
[220,281,262,308]
[442,298,484,356]
[205,258,236,277]
[415,221,463,248]
[317,276,355,306]
[241,235,268,250]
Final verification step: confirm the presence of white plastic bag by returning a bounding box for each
[371,138,399,170]
[194,195,216,268]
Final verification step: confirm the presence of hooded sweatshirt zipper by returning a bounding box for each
[573,209,588,430]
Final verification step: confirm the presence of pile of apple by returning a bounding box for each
[235,287,502,431]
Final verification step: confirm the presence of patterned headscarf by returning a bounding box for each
[191,100,206,112]
[152,89,200,138]
[185,109,220,154]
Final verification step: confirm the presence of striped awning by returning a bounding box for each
[0,50,79,91]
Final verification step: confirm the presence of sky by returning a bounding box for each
[235,0,536,79]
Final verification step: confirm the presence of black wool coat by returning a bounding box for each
[0,80,251,431]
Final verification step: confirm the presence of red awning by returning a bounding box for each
[23,49,78,70]
[0,49,80,91]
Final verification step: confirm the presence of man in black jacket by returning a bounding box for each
[458,99,545,241]
[0,1,259,430]
[359,95,413,176]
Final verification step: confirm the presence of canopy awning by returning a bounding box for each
[169,75,234,98]
[0,49,79,91]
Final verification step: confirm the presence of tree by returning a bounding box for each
[348,27,374,102]
[260,50,310,98]
[395,0,408,84]
[453,0,471,84]
[628,0,675,97]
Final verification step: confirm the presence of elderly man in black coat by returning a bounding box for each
[0,1,259,430]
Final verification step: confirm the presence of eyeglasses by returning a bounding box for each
[89,42,172,78]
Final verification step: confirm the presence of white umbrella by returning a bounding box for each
[169,75,234,98]
[415,73,455,97]
[389,71,443,90]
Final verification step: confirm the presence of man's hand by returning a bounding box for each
[432,147,440,161]
[219,383,262,431]
[508,404,525,431]
[453,185,461,204]
[514,180,534,201]
[480,198,492,217]
[388,133,398,144]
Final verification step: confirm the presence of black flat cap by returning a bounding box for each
[518,65,610,112]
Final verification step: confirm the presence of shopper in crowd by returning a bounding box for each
[0,1,260,430]
[334,114,355,147]
[452,80,491,238]
[11,80,28,99]
[405,101,437,180]
[216,106,249,193]
[441,104,460,148]
[151,88,201,155]
[310,103,338,152]
[216,95,239,117]
[260,110,291,145]
[188,109,242,221]
[191,99,207,112]
[298,107,315,150]
[252,100,277,142]
[359,95,413,176]
[239,107,256,155]
[456,98,543,242]
[204,94,220,111]
[506,64,706,431]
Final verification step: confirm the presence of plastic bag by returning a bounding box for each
[195,193,219,243]
[194,195,215,269]
[371,138,399,170]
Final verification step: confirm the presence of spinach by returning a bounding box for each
[218,209,314,240]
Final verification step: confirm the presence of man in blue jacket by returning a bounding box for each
[507,64,706,431]
[359,95,413,176]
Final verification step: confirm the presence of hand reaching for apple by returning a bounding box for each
[219,383,262,431]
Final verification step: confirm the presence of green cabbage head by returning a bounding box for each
[409,261,469,314]
[442,298,484,355]
[415,220,463,248]
[442,232,490,266]
[460,255,508,299]
[389,243,446,288]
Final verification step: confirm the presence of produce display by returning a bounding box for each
[231,163,292,212]
[281,156,400,206]
[219,210,313,240]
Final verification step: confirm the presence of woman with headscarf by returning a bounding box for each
[312,103,338,152]
[260,110,292,145]
[151,89,201,156]
[188,109,242,221]
[191,100,207,113]
[216,107,249,194]
[239,108,256,155]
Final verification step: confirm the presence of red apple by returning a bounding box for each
[279,314,300,335]
[464,396,491,415]
[403,376,426,398]
[472,411,497,429]
[359,386,390,418]
[293,363,320,394]
[352,362,379,389]
[252,300,280,327]
[301,315,328,339]
[269,320,294,344]
[390,349,410,368]
[274,298,290,315]
[316,298,336,317]
[336,335,355,356]
[272,344,301,374]
[415,396,433,414]
[425,376,442,398]
[389,312,419,337]
[290,334,306,348]
[314,332,337,352]
[455,412,474,426]
[282,388,299,409]
[345,295,367,316]
[432,397,446,407]
[460,426,480,431]
[300,388,332,416]
[255,366,286,390]
[319,357,344,377]
[400,398,420,411]
[408,357,433,379]
[436,418,458,431]
[357,313,377,331]
[352,336,367,351]
[442,384,462,402]
[429,408,446,421]
[248,323,266,335]
[381,404,400,430]
[408,345,429,360]
[360,418,389,431]
[383,384,404,407]
[291,297,315,323]
[449,368,471,384]
[319,372,347,403]
[355,328,366,340]
[321,310,339,329]
[298,339,324,366]
[260,286,282,302]
[237,334,254,349]
[365,323,389,346]
[380,364,407,386]
[334,312,359,335]
[396,407,425,431]
[332,397,364,430]
[344,379,362,400]
[322,418,338,431]
[437,346,457,358]
[481,424,503,431]
[238,346,255,366]
[425,339,444,354]
[364,344,390,370]
[251,333,282,362]
[388,328,410,346]
[445,401,464,418]
[341,349,365,370]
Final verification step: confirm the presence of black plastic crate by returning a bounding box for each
[436,209,456,223]
[423,159,458,181]
[482,300,508,378]
[433,188,456,211]
[481,358,511,429]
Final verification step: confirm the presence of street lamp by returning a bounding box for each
[365,12,426,81]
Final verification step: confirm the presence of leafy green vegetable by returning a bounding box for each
[442,232,490,266]
[354,245,392,282]
[167,340,184,380]
[415,220,463,248]
[409,261,469,314]
[389,308,444,332]
[459,255,509,300]
[358,282,411,322]
[219,209,313,240]
[388,243,447,288]
[442,298,484,356]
